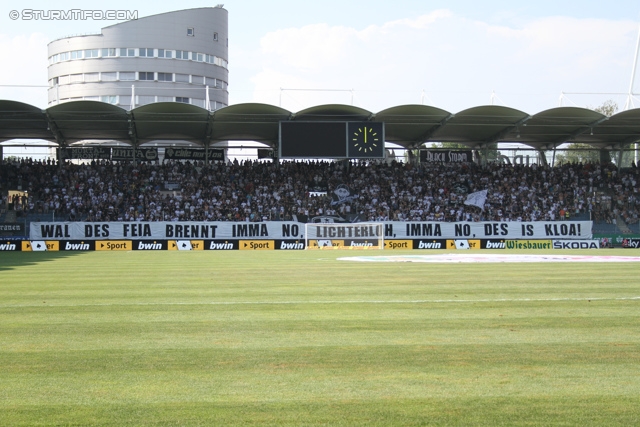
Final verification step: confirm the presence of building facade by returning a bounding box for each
[47,7,228,111]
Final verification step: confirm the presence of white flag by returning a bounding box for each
[29,241,48,251]
[464,190,488,210]
[455,240,470,250]
[176,240,193,250]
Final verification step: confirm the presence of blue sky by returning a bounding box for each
[1,0,640,114]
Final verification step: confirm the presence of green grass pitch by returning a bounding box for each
[1,249,639,426]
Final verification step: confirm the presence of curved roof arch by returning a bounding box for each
[573,107,640,148]
[293,104,373,121]
[513,106,606,150]
[2,100,640,153]
[210,103,292,146]
[47,101,130,144]
[430,105,530,147]
[375,104,453,149]
[130,102,210,144]
[0,100,50,142]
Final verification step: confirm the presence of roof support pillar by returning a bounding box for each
[45,112,66,168]
[203,111,215,165]
[127,111,139,165]
[537,149,548,167]
[617,147,624,171]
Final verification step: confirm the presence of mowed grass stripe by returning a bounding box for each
[1,295,640,308]
[3,397,640,427]
[0,250,639,425]
[2,341,640,402]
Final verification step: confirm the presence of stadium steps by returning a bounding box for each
[3,210,17,223]
[615,214,632,234]
[592,221,623,235]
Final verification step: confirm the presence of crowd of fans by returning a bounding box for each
[1,157,638,227]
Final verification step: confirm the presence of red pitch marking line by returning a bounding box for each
[338,254,640,263]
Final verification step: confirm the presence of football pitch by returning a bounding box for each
[1,249,639,426]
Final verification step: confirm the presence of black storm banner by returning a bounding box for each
[420,150,473,163]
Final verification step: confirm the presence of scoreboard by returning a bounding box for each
[279,121,385,159]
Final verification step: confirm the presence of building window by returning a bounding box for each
[176,50,188,60]
[84,73,99,82]
[197,53,203,62]
[139,48,154,57]
[101,72,117,81]
[157,72,173,82]
[70,50,83,60]
[176,97,190,103]
[101,48,117,57]
[191,99,205,108]
[158,49,173,58]
[191,75,204,85]
[119,95,131,106]
[100,95,118,104]
[157,96,172,102]
[213,32,218,41]
[119,48,135,57]
[175,73,189,83]
[119,72,135,81]
[59,52,69,61]
[84,49,99,58]
[187,28,194,36]
[70,74,83,83]
[138,72,155,81]
[59,75,70,85]
[137,95,155,105]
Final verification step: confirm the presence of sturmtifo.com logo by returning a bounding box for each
[10,9,138,20]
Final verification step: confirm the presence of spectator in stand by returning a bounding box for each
[1,156,637,225]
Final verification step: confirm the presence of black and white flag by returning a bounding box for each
[464,190,488,210]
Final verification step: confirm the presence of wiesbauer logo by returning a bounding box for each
[11,9,138,20]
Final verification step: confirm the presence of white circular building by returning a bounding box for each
[47,7,228,111]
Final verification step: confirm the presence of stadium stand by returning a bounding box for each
[1,158,638,233]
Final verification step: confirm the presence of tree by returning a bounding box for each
[594,99,618,117]
[555,143,601,165]
[430,142,469,150]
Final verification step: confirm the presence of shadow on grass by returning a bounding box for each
[0,251,88,272]
[2,397,640,426]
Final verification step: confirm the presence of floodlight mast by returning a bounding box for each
[624,23,640,111]
[626,23,640,166]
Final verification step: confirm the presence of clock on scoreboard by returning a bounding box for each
[347,122,384,158]
[279,121,385,159]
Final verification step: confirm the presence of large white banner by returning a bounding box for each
[30,221,593,241]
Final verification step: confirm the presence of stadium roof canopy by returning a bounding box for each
[2,100,640,151]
